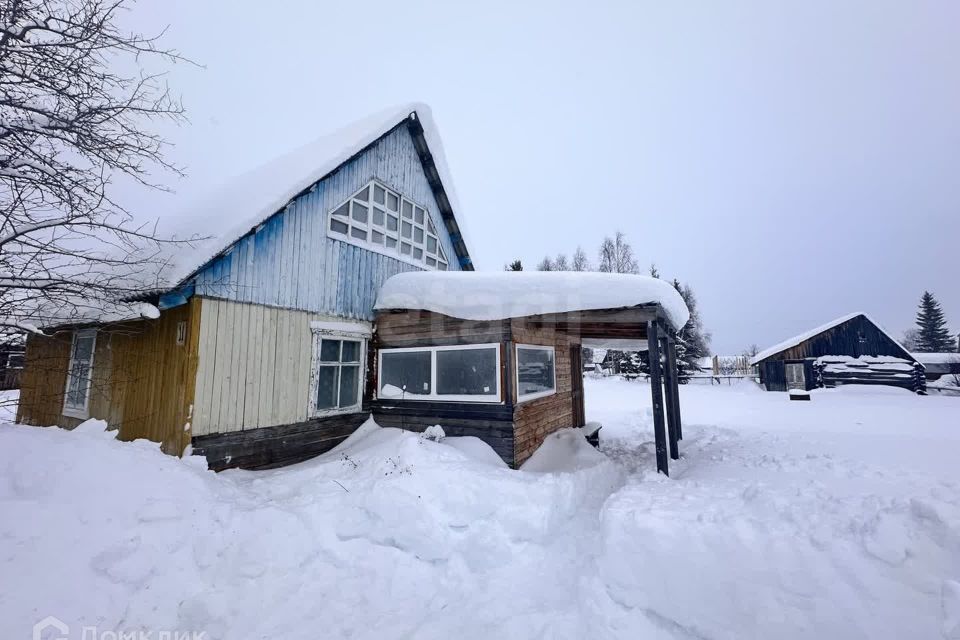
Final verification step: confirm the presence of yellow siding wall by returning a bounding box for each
[191,297,371,436]
[18,331,74,427]
[16,299,201,455]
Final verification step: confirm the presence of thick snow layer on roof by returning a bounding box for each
[164,102,472,284]
[375,271,690,329]
[750,312,909,365]
[34,300,160,330]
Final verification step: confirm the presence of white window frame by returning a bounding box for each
[63,328,97,419]
[308,322,371,418]
[377,343,502,403]
[326,179,450,271]
[515,344,557,403]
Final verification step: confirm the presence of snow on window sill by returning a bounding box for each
[62,405,89,420]
[309,405,363,419]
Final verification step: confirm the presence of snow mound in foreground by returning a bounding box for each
[0,417,622,639]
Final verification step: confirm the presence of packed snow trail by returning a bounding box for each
[2,379,959,639]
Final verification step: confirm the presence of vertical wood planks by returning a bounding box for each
[191,297,372,435]
[190,124,463,320]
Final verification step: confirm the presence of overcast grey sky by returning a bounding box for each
[129,1,959,354]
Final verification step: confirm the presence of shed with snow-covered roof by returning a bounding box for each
[370,271,689,473]
[751,313,924,393]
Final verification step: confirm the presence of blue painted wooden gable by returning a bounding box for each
[191,124,463,320]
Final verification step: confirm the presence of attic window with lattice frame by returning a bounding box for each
[327,180,449,270]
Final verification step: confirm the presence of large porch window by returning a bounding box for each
[63,329,96,419]
[378,344,500,402]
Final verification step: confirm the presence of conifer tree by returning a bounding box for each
[504,259,523,271]
[914,291,956,352]
[672,279,711,382]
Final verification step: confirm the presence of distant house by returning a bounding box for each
[912,352,960,381]
[751,312,925,393]
[17,104,474,469]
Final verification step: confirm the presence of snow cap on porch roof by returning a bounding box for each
[163,102,474,286]
[374,271,690,330]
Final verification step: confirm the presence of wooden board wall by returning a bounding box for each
[511,319,578,467]
[759,314,915,364]
[191,297,372,436]
[16,300,201,455]
[18,331,74,427]
[192,412,369,471]
[371,309,592,468]
[106,299,201,454]
[191,123,464,317]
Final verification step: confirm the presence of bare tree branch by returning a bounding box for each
[0,0,200,342]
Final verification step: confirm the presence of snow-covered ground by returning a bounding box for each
[2,379,958,639]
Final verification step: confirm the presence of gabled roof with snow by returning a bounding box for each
[375,272,690,330]
[165,103,473,285]
[750,312,912,365]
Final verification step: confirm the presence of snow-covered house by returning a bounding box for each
[750,312,925,393]
[17,104,474,468]
[911,352,960,381]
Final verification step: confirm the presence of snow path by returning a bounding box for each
[1,379,958,639]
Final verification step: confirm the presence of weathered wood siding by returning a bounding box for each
[370,309,516,464]
[192,297,372,435]
[369,310,586,468]
[18,331,76,427]
[511,319,578,467]
[192,124,462,319]
[192,412,369,471]
[760,315,914,364]
[758,314,916,391]
[760,359,815,392]
[17,301,201,454]
[105,300,201,454]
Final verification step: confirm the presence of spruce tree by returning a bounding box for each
[672,279,711,382]
[915,291,956,352]
[505,259,523,271]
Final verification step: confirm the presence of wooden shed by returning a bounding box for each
[370,271,690,474]
[750,312,925,393]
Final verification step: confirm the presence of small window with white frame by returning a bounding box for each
[516,344,556,403]
[378,344,500,402]
[309,322,371,416]
[63,329,96,419]
[327,179,449,270]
